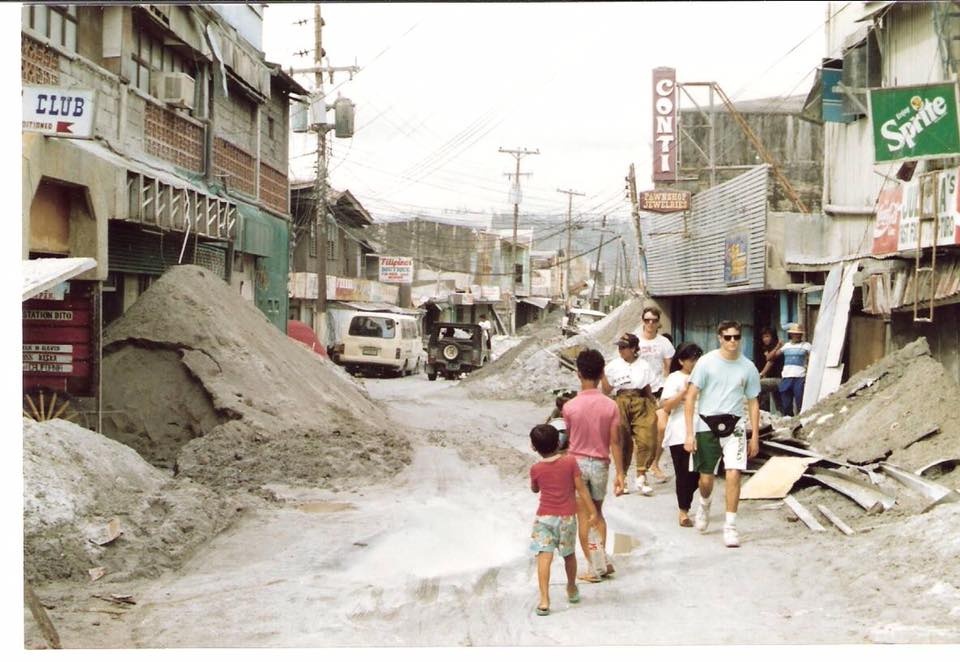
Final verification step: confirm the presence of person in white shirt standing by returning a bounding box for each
[633,306,675,482]
[683,320,760,548]
[601,333,658,496]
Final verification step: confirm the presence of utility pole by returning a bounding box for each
[624,164,645,294]
[557,188,585,304]
[498,147,539,335]
[287,4,359,342]
[589,215,607,306]
[612,236,621,307]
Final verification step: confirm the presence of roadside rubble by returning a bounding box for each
[463,297,649,404]
[100,265,412,493]
[23,417,238,584]
[747,337,960,533]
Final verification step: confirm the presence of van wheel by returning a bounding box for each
[427,371,438,381]
[401,359,409,376]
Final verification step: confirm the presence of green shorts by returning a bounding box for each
[530,515,578,557]
[692,427,748,474]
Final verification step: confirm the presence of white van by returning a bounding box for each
[339,313,425,377]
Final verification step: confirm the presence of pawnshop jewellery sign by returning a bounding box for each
[870,82,960,163]
[639,189,690,212]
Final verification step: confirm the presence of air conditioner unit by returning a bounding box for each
[152,72,195,110]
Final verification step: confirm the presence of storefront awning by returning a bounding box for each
[517,296,550,309]
[23,257,97,301]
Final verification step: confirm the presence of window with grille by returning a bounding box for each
[23,4,77,52]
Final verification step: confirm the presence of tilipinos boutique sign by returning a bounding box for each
[869,82,960,163]
[872,167,960,255]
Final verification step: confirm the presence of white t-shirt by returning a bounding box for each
[631,334,675,391]
[660,370,690,448]
[780,340,812,378]
[604,356,656,393]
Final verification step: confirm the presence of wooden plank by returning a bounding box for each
[24,580,61,649]
[783,495,826,532]
[816,504,855,535]
[741,456,816,499]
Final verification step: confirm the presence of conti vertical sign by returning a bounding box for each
[652,67,678,182]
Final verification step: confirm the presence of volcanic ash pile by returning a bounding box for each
[101,265,412,492]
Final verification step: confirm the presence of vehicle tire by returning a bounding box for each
[401,359,409,376]
[427,368,437,381]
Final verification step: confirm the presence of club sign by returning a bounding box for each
[22,86,96,139]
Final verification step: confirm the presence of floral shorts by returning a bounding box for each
[530,515,577,557]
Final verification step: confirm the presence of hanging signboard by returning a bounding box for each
[22,86,96,139]
[869,82,960,163]
[378,256,414,284]
[871,167,960,254]
[723,230,749,285]
[652,67,678,182]
[639,189,690,212]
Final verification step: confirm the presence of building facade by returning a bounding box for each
[22,3,303,427]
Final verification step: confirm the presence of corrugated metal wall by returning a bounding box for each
[641,166,769,296]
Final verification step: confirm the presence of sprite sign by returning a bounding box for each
[870,82,960,163]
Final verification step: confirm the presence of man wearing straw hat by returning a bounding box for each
[775,323,812,417]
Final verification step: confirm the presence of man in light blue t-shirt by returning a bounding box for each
[683,320,761,548]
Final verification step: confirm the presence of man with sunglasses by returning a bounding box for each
[633,306,675,482]
[683,320,761,548]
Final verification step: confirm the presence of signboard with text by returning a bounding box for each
[22,86,96,139]
[723,231,749,285]
[639,189,690,212]
[870,82,960,163]
[378,256,414,284]
[871,167,960,255]
[652,67,678,182]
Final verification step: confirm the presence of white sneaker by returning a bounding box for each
[723,525,740,548]
[638,475,653,496]
[694,501,711,532]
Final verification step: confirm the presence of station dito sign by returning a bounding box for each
[378,256,414,284]
[22,282,95,394]
[869,82,960,164]
[22,86,96,139]
[872,167,960,255]
[639,189,691,213]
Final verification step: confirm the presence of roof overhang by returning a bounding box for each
[23,257,97,301]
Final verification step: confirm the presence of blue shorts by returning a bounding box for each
[575,456,610,502]
[530,515,577,557]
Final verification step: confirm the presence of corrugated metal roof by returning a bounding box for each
[641,166,770,296]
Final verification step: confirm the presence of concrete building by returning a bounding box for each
[22,3,304,426]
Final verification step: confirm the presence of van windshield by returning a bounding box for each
[349,315,396,339]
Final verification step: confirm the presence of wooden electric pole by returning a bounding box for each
[499,147,539,335]
[589,215,607,306]
[625,164,645,294]
[557,187,585,304]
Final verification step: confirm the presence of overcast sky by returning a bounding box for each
[262,2,830,227]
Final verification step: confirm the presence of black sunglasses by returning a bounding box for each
[642,317,659,323]
[721,334,742,341]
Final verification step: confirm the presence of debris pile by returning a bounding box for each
[464,298,649,404]
[23,417,237,583]
[748,337,960,533]
[101,265,412,492]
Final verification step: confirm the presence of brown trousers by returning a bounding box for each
[615,391,657,474]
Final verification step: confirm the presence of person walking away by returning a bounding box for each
[563,349,624,581]
[659,342,703,527]
[546,390,577,452]
[634,307,675,482]
[529,423,598,615]
[683,321,761,548]
[601,333,657,496]
[775,324,811,416]
[755,327,784,414]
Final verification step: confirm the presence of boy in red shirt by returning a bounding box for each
[529,423,598,616]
